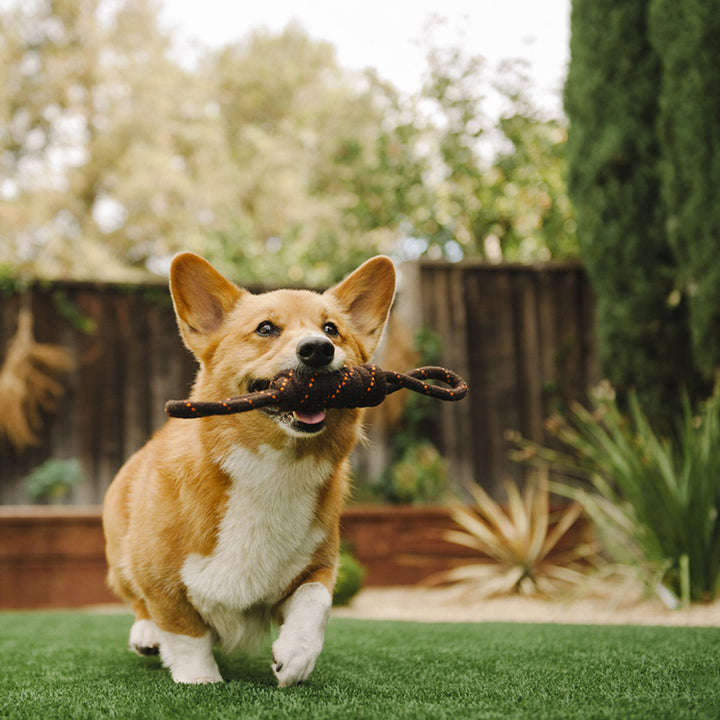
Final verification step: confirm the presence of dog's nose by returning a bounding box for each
[296,337,335,368]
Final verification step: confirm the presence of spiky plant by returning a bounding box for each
[512,383,720,605]
[430,470,596,597]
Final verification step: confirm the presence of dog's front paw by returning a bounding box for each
[157,629,224,684]
[271,581,331,687]
[170,666,224,685]
[271,630,323,687]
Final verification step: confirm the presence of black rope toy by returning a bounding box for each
[165,364,468,419]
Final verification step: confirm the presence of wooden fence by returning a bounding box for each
[401,261,598,496]
[0,282,197,503]
[0,261,597,504]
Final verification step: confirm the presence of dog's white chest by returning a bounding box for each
[181,445,332,641]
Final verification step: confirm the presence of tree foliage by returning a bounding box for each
[0,0,228,278]
[649,0,720,377]
[420,51,576,264]
[564,0,710,428]
[0,0,576,286]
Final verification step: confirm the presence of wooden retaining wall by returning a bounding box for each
[0,506,469,606]
[0,506,591,607]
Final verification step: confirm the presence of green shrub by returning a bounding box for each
[333,545,366,607]
[513,385,720,604]
[382,441,448,505]
[374,328,449,505]
[24,458,84,503]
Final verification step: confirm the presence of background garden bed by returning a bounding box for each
[0,504,589,609]
[0,505,466,608]
[0,506,110,608]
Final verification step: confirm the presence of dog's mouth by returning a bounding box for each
[271,406,328,436]
[289,408,327,434]
[246,378,327,436]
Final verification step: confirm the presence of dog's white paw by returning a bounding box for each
[271,582,332,687]
[272,629,324,687]
[129,619,160,656]
[170,666,224,685]
[157,629,224,684]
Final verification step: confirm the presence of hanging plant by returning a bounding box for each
[0,306,74,451]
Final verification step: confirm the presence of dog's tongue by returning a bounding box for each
[293,409,327,425]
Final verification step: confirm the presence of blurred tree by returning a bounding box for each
[0,0,232,278]
[482,113,575,261]
[413,46,577,264]
[649,0,720,377]
[0,1,576,285]
[199,25,418,286]
[0,0,112,276]
[564,0,696,428]
[565,0,720,430]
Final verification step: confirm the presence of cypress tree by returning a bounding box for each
[564,0,695,428]
[649,0,720,377]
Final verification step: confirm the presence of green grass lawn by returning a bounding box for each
[0,612,718,720]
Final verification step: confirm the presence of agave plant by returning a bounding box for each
[431,470,597,597]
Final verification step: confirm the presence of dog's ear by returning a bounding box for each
[170,253,244,358]
[327,256,396,358]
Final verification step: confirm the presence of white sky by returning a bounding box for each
[159,0,571,118]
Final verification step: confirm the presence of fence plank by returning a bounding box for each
[512,271,544,443]
[419,265,475,491]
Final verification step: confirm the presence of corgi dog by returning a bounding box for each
[102,252,395,686]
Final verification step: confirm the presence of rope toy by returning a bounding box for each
[165,364,467,419]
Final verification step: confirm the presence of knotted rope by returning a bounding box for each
[165,364,467,419]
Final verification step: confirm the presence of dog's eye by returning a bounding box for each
[255,321,278,337]
[323,321,339,337]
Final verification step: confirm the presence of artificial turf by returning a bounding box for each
[0,611,718,719]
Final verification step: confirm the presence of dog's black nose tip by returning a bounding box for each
[297,337,335,368]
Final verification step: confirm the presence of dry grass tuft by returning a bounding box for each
[0,308,74,450]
